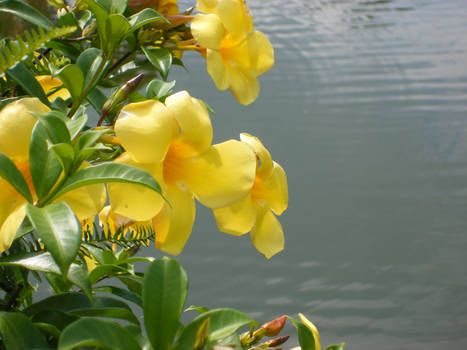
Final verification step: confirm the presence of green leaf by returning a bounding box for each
[71,307,140,326]
[105,14,130,55]
[29,122,62,199]
[59,318,141,350]
[0,152,32,202]
[143,257,188,350]
[87,87,107,112]
[89,264,130,285]
[97,0,127,14]
[31,310,80,331]
[288,316,318,350]
[77,48,102,78]
[185,305,209,314]
[75,128,110,151]
[325,343,345,350]
[0,312,49,350]
[51,162,162,200]
[0,0,54,29]
[51,143,75,175]
[67,112,89,140]
[174,309,256,349]
[146,79,176,101]
[67,263,91,296]
[32,112,72,145]
[0,251,62,274]
[24,292,91,317]
[142,46,172,81]
[128,8,167,31]
[95,285,142,307]
[57,64,84,102]
[82,0,109,45]
[26,202,81,276]
[5,62,49,105]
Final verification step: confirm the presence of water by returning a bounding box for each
[158,0,467,348]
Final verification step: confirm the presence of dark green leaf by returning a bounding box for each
[31,310,80,331]
[71,308,140,326]
[0,0,54,29]
[142,46,172,81]
[57,64,84,102]
[26,202,81,276]
[67,263,91,296]
[89,264,129,285]
[95,285,142,307]
[46,40,81,60]
[51,162,162,200]
[24,292,91,317]
[0,152,32,202]
[51,143,75,175]
[29,122,62,199]
[59,318,140,350]
[82,0,108,45]
[77,48,102,77]
[143,257,188,350]
[0,312,49,350]
[146,79,175,101]
[31,112,71,145]
[128,8,167,31]
[174,309,256,349]
[288,316,319,350]
[105,14,130,55]
[58,12,78,28]
[6,62,49,105]
[118,276,142,296]
[87,87,107,112]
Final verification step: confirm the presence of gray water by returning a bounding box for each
[158,0,467,348]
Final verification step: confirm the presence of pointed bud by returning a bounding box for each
[266,335,290,347]
[260,315,287,337]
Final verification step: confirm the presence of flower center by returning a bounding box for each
[162,140,191,189]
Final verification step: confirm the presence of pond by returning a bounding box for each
[162,0,467,348]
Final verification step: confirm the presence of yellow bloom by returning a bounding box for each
[191,0,274,105]
[0,98,106,252]
[298,313,322,350]
[213,133,287,258]
[107,91,256,254]
[35,75,70,101]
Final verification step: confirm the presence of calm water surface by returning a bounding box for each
[159,0,467,348]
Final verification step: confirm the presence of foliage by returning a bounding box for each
[0,0,345,349]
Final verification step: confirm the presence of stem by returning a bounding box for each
[108,50,134,74]
[4,284,23,311]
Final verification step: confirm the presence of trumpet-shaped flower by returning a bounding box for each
[35,75,70,101]
[107,91,256,255]
[213,133,288,258]
[0,98,106,252]
[191,0,274,105]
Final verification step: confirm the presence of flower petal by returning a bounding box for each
[250,208,284,259]
[115,99,178,164]
[184,140,256,208]
[216,0,253,43]
[213,193,256,235]
[0,98,49,162]
[153,185,195,255]
[236,31,274,76]
[0,203,26,253]
[36,75,71,101]
[298,313,322,350]
[240,133,273,178]
[227,66,259,105]
[191,14,224,50]
[107,153,165,221]
[57,183,106,221]
[165,91,213,156]
[206,49,230,90]
[252,161,288,215]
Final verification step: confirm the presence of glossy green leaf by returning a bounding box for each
[128,8,167,31]
[5,62,49,105]
[67,112,89,140]
[185,305,209,314]
[0,312,49,350]
[32,112,71,145]
[89,264,130,285]
[143,257,188,350]
[105,14,130,55]
[67,263,91,295]
[75,128,110,151]
[29,123,62,199]
[31,310,79,331]
[57,64,84,102]
[51,143,75,175]
[0,0,53,29]
[95,285,142,306]
[59,318,141,350]
[0,251,62,274]
[87,87,107,112]
[288,316,318,350]
[71,307,140,325]
[118,276,142,296]
[142,46,172,81]
[51,162,162,200]
[97,0,127,14]
[77,48,102,78]
[24,292,90,317]
[146,79,176,101]
[174,308,256,349]
[82,0,108,45]
[0,152,32,202]
[325,343,345,350]
[26,202,81,276]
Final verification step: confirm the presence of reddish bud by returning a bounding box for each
[267,335,290,347]
[260,315,287,337]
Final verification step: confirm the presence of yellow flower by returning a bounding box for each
[0,98,106,252]
[191,0,274,105]
[107,91,256,255]
[298,313,322,350]
[35,75,70,101]
[213,133,287,258]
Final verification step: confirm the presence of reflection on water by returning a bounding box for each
[170,0,467,349]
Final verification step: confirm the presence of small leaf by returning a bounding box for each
[51,143,75,175]
[77,47,102,77]
[51,162,162,200]
[59,318,141,350]
[143,257,188,350]
[31,111,72,145]
[325,343,345,350]
[6,62,49,105]
[142,46,172,81]
[146,79,176,101]
[0,312,49,350]
[185,305,209,314]
[105,14,130,55]
[57,64,84,102]
[0,152,32,202]
[26,202,81,276]
[0,0,54,29]
[128,8,167,31]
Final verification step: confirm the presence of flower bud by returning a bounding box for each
[266,335,290,347]
[260,315,287,337]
